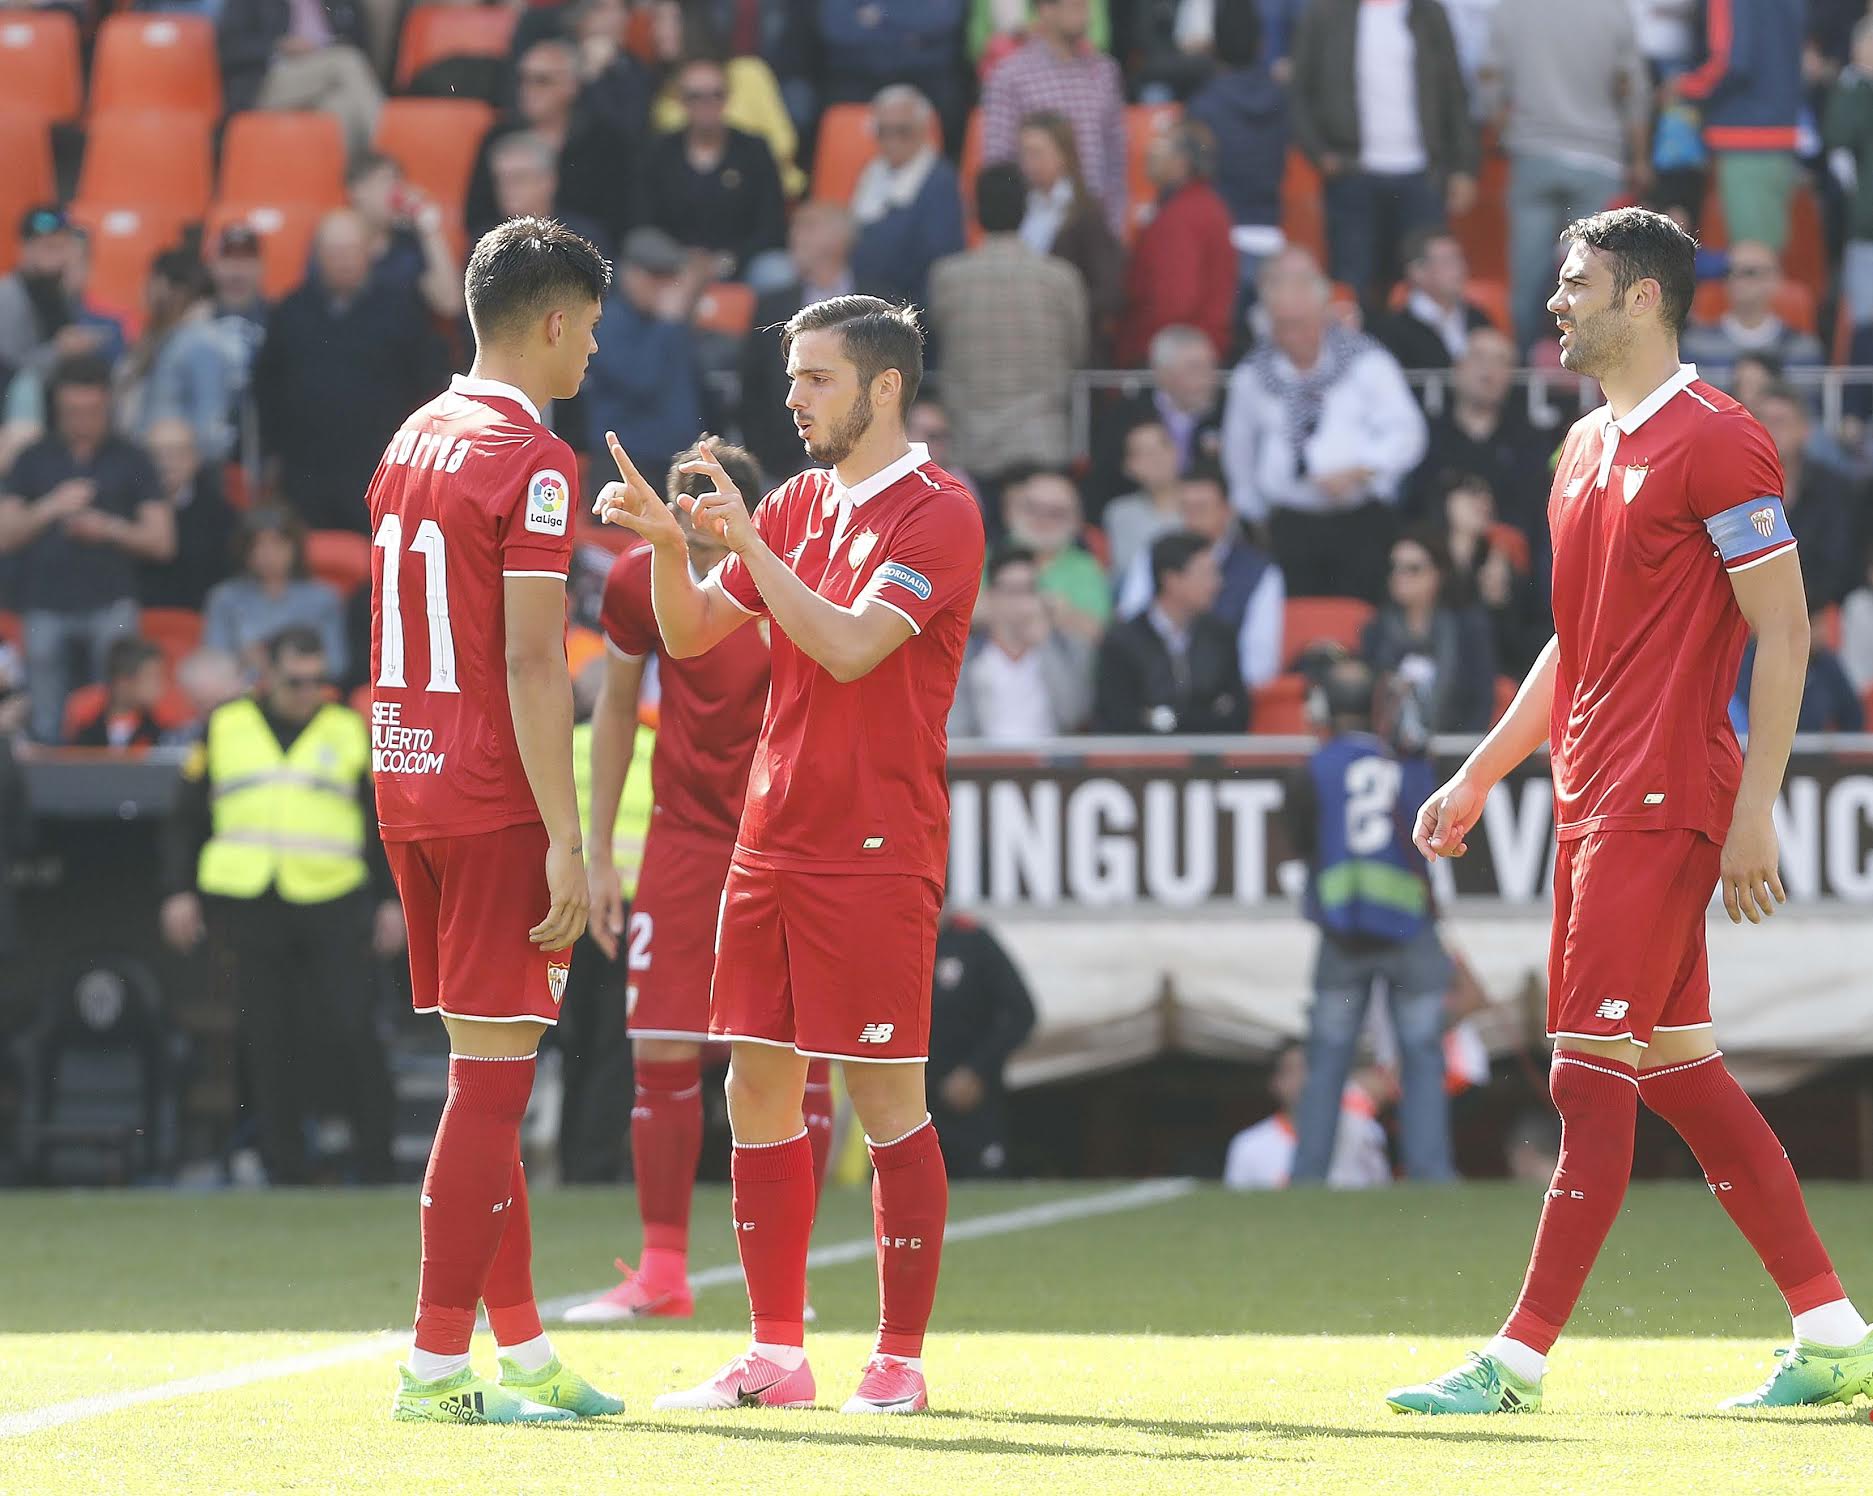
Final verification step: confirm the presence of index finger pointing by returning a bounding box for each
[606,431,653,491]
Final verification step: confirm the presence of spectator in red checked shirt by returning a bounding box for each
[1115,119,1237,368]
[980,0,1128,237]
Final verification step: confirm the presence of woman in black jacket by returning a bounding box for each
[1361,526,1497,736]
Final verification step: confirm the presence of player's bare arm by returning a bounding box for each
[1722,551,1807,926]
[595,431,749,656]
[679,443,915,684]
[1415,635,1559,860]
[585,645,646,959]
[504,574,588,948]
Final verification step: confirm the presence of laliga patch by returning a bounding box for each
[547,961,570,1005]
[875,560,932,601]
[525,468,570,536]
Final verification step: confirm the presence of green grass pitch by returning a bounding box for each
[6,1181,1871,1493]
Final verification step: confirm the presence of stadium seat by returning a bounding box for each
[693,281,755,339]
[1251,673,1311,735]
[90,15,221,123]
[74,111,214,221]
[1281,596,1374,668]
[218,112,348,213]
[373,98,495,219]
[1491,674,1517,725]
[0,609,20,647]
[959,107,984,245]
[206,202,322,300]
[307,529,374,598]
[0,114,55,275]
[1688,275,1816,336]
[1449,140,1511,284]
[1384,276,1513,338]
[140,608,205,670]
[1699,180,1824,290]
[1280,148,1326,266]
[1124,102,1180,243]
[66,204,193,333]
[810,101,941,207]
[395,4,520,89]
[0,9,81,125]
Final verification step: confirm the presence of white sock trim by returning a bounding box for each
[870,1349,923,1372]
[733,1128,809,1150]
[866,1114,933,1150]
[408,1346,471,1383]
[1792,1299,1871,1347]
[450,1052,538,1062]
[1551,1055,1639,1088]
[751,1341,807,1370]
[1483,1335,1547,1384]
[1638,1052,1723,1082]
[496,1330,555,1373]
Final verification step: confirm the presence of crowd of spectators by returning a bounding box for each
[5,0,1873,753]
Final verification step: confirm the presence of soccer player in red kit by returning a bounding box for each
[371,217,622,1423]
[597,296,985,1416]
[1388,209,1872,1416]
[562,442,838,1324]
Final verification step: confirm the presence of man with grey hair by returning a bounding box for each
[1092,323,1225,510]
[1221,247,1426,599]
[484,131,612,262]
[850,84,964,309]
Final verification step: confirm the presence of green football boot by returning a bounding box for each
[1386,1352,1543,1415]
[392,1364,576,1423]
[1719,1332,1873,1410]
[497,1355,625,1417]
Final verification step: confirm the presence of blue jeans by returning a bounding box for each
[24,598,140,743]
[1508,151,1622,354]
[1292,926,1456,1183]
[1321,169,1443,304]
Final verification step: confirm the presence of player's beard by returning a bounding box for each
[1558,304,1630,379]
[806,394,874,467]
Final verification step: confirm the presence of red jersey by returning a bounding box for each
[1547,363,1796,845]
[600,540,770,840]
[708,443,985,883]
[366,374,577,842]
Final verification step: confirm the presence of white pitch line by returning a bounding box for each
[2,1178,1195,1441]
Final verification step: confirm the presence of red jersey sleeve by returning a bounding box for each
[858,483,987,634]
[1690,408,1798,573]
[599,543,658,656]
[496,433,578,578]
[706,481,790,616]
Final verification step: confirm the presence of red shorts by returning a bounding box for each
[1547,828,1720,1048]
[387,820,573,1026]
[626,824,735,1041]
[709,859,939,1062]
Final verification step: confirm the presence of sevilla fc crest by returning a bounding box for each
[547,962,570,1005]
[1621,461,1649,504]
[848,529,879,568]
[1750,506,1776,538]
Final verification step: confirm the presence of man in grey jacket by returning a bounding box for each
[949,544,1094,742]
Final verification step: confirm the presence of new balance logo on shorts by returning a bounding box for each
[857,1023,895,1044]
[1595,999,1630,1021]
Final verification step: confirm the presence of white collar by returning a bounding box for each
[450,373,540,424]
[830,442,930,511]
[1612,363,1697,435]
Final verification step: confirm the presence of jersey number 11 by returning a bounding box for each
[374,513,460,693]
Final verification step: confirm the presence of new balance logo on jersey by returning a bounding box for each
[857,1023,895,1044]
[1595,999,1630,1021]
[491,1195,513,1215]
[732,1218,755,1231]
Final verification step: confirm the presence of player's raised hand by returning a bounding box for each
[1719,807,1785,925]
[1413,772,1485,860]
[595,431,685,547]
[531,839,589,948]
[676,438,757,554]
[587,852,625,960]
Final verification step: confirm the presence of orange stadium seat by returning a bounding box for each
[396,3,519,88]
[1689,276,1816,336]
[206,202,321,300]
[1282,596,1374,668]
[1449,137,1511,284]
[1124,102,1179,243]
[90,14,222,123]
[810,101,942,206]
[0,10,81,124]
[75,110,214,220]
[693,281,755,339]
[1385,276,1513,338]
[307,529,374,598]
[219,112,348,212]
[1251,674,1310,735]
[1280,148,1326,266]
[0,610,20,647]
[374,98,494,218]
[1491,674,1517,725]
[959,106,984,244]
[140,608,204,669]
[0,115,55,275]
[66,204,192,332]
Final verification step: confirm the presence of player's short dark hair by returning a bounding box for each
[1150,530,1210,594]
[975,163,1027,234]
[266,625,326,664]
[987,541,1038,584]
[1561,206,1698,337]
[104,635,162,682]
[781,294,924,418]
[1321,657,1376,724]
[1402,224,1458,269]
[668,437,764,515]
[466,215,612,341]
[345,149,396,190]
[235,506,306,577]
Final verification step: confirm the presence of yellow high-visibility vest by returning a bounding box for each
[196,698,369,904]
[573,721,655,897]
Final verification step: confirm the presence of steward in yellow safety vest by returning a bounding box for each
[158,625,398,1185]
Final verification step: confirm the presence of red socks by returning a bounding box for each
[632,1056,704,1259]
[414,1055,535,1355]
[1500,1052,1637,1354]
[870,1118,948,1360]
[803,1059,834,1198]
[1640,1053,1844,1315]
[732,1131,816,1347]
[483,1149,542,1346]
